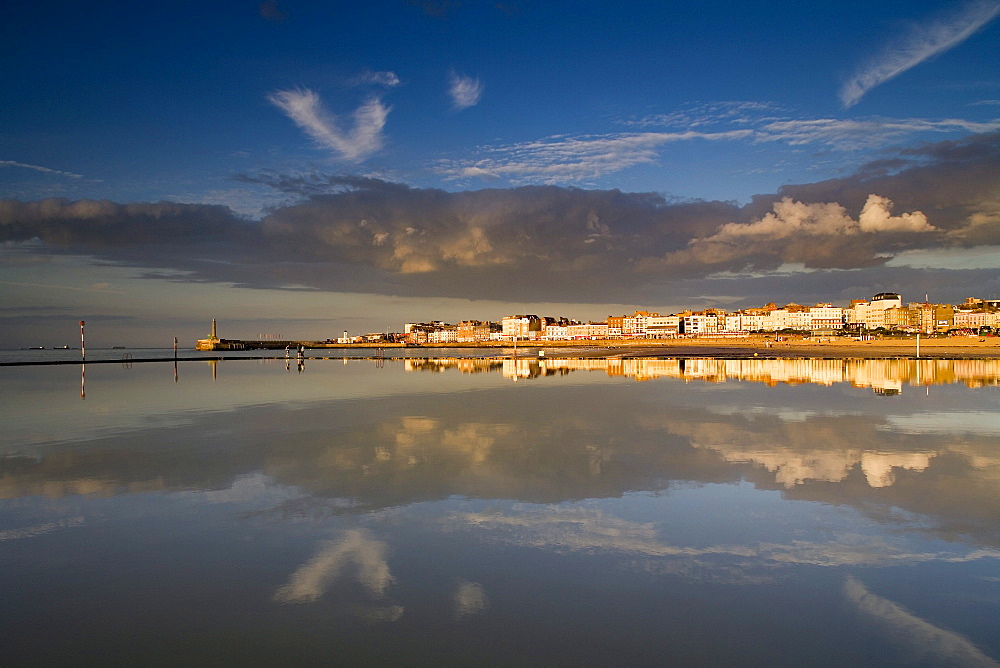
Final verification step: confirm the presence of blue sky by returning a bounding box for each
[2,0,999,346]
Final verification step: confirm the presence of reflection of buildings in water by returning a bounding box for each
[406,357,1000,392]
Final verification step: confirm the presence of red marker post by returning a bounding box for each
[80,320,86,399]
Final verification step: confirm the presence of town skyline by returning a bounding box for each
[3,1,999,347]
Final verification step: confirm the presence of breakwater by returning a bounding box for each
[195,339,406,351]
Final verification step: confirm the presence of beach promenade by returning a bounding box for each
[407,336,1000,359]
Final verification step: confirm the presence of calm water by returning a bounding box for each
[1,358,998,665]
[0,346,530,365]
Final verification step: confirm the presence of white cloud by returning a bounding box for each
[631,102,1000,151]
[840,0,1000,108]
[453,580,489,618]
[653,194,936,272]
[674,194,931,248]
[448,71,484,110]
[0,160,83,179]
[757,117,999,150]
[623,101,786,129]
[268,88,390,161]
[438,130,751,184]
[844,576,999,665]
[448,507,1000,570]
[858,194,935,232]
[274,529,395,604]
[357,70,401,87]
[0,517,84,541]
[435,101,1000,185]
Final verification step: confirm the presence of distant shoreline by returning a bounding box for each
[4,336,998,364]
[396,336,1000,359]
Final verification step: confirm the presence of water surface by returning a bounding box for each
[2,358,998,665]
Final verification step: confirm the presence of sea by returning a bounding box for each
[1,354,998,665]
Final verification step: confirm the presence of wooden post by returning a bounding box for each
[79,321,86,360]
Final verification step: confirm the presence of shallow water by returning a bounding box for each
[2,358,998,665]
[0,346,510,365]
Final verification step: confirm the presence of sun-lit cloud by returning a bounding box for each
[448,71,483,110]
[840,0,1000,108]
[1,132,998,305]
[268,88,390,161]
[649,194,936,273]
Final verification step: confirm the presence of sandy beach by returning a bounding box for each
[560,338,1000,359]
[414,336,1000,359]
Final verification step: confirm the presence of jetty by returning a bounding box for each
[195,319,401,351]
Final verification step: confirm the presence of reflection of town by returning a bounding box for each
[405,357,1000,392]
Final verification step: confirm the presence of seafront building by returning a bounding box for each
[390,292,997,344]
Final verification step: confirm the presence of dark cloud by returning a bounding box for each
[2,132,998,305]
[653,194,940,274]
[0,199,251,248]
[761,131,1000,245]
[662,266,1000,312]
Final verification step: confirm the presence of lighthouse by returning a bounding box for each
[196,319,222,351]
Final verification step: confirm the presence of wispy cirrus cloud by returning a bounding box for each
[844,576,999,665]
[755,117,999,150]
[438,130,752,184]
[623,101,787,129]
[268,88,390,161]
[629,102,1000,150]
[438,101,1000,185]
[0,160,83,179]
[448,71,483,110]
[840,0,1000,108]
[355,70,401,88]
[274,529,395,604]
[449,508,1000,570]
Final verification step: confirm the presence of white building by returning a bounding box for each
[953,311,999,329]
[566,322,609,339]
[846,293,903,329]
[646,315,681,338]
[682,313,720,335]
[502,315,542,340]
